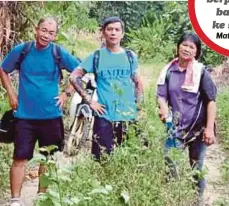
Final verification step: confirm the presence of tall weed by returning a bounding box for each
[35,69,197,205]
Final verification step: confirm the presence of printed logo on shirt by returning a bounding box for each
[98,67,131,79]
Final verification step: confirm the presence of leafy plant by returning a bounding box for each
[201,45,225,67]
[34,65,198,205]
[127,16,172,61]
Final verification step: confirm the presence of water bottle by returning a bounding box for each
[165,111,173,130]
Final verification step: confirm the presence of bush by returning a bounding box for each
[127,16,173,61]
[35,64,198,206]
[201,45,225,67]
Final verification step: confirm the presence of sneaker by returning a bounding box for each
[11,203,21,206]
[10,198,22,206]
[37,192,45,197]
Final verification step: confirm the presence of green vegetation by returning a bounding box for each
[217,90,229,151]
[0,1,228,205]
[0,87,12,197]
[0,2,224,65]
[217,90,229,187]
[34,67,198,205]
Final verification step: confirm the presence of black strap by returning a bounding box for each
[92,49,134,81]
[52,44,64,82]
[166,65,206,83]
[125,49,133,76]
[14,41,73,83]
[15,41,34,71]
[92,50,100,81]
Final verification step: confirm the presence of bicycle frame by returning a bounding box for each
[66,75,97,155]
[69,74,97,123]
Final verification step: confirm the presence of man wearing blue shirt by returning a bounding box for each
[70,16,143,160]
[0,17,80,206]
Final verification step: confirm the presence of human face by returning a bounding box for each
[178,40,197,61]
[35,20,57,49]
[103,22,124,47]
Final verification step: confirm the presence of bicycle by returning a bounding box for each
[65,75,97,156]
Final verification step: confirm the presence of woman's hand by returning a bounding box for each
[159,105,169,122]
[157,97,169,122]
[203,127,216,146]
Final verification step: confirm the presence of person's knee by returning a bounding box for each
[39,164,47,174]
[190,156,204,171]
[189,148,205,169]
[12,159,27,168]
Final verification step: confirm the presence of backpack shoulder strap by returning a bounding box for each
[15,41,33,70]
[92,49,100,81]
[166,64,205,84]
[199,65,208,87]
[125,49,134,76]
[52,44,64,82]
[165,69,171,83]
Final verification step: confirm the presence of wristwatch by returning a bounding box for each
[65,88,72,97]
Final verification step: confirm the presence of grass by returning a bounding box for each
[216,89,229,190]
[0,87,12,198]
[0,61,199,204]
[217,89,229,151]
[34,62,198,206]
[57,30,100,60]
[1,42,226,205]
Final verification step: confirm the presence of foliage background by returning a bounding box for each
[0,1,228,205]
[0,1,225,64]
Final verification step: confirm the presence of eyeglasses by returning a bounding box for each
[38,28,56,37]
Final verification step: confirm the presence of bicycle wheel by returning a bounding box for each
[65,117,93,155]
[77,117,93,149]
[65,116,84,155]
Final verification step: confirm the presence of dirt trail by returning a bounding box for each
[0,154,77,206]
[142,70,229,206]
[1,146,227,206]
[203,143,228,205]
[0,174,38,206]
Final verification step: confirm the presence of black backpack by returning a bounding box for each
[0,110,15,143]
[15,41,81,82]
[92,49,134,80]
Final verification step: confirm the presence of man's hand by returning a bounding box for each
[203,127,216,146]
[9,94,18,110]
[54,92,68,109]
[0,69,18,110]
[89,100,106,115]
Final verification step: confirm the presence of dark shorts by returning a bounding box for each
[92,116,136,160]
[13,117,64,160]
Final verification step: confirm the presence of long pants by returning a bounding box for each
[164,134,207,196]
[91,116,132,160]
